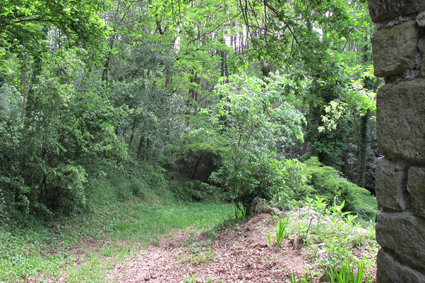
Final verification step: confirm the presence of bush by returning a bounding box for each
[210,152,310,210]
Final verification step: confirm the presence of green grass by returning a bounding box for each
[0,200,232,282]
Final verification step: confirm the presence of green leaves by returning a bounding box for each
[0,39,129,216]
[326,259,372,283]
[303,157,376,220]
[267,215,289,246]
[0,0,108,60]
[205,72,308,207]
[212,73,305,154]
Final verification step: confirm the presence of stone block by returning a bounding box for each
[377,79,425,163]
[377,249,425,283]
[408,166,425,218]
[375,158,410,210]
[418,11,425,27]
[376,211,425,269]
[371,21,420,77]
[368,0,425,23]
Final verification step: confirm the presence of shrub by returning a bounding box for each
[0,91,126,218]
[210,152,310,210]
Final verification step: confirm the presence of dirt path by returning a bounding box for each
[107,214,321,283]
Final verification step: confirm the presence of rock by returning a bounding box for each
[255,203,280,215]
[272,208,282,215]
[375,158,411,210]
[376,211,425,270]
[367,0,425,23]
[319,274,330,283]
[371,21,420,77]
[377,249,425,283]
[376,79,425,163]
[417,11,425,27]
[407,166,425,218]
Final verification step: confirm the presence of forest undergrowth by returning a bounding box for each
[0,0,381,282]
[0,174,377,282]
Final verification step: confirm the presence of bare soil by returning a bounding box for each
[106,213,357,283]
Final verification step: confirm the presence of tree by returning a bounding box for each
[0,0,108,56]
[235,0,380,188]
[0,0,125,217]
[207,73,307,208]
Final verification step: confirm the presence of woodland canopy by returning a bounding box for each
[0,0,379,222]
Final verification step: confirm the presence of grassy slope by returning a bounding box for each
[0,166,378,282]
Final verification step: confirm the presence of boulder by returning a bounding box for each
[417,11,425,27]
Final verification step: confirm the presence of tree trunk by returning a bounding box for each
[21,69,28,119]
[146,138,151,160]
[129,117,137,145]
[102,33,116,83]
[191,156,202,179]
[358,109,370,187]
[137,136,145,159]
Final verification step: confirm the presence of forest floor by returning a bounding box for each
[15,204,377,283]
[105,213,314,283]
[101,212,377,283]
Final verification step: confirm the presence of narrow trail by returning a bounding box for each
[107,214,321,283]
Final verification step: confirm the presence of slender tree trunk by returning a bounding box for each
[21,69,28,119]
[191,156,202,179]
[224,53,230,78]
[357,34,372,187]
[220,50,225,77]
[102,34,116,83]
[358,109,370,187]
[137,136,145,159]
[129,118,137,145]
[19,51,32,119]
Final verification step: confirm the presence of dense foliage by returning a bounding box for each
[0,0,378,225]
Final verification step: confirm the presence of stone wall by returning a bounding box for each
[368,1,425,282]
